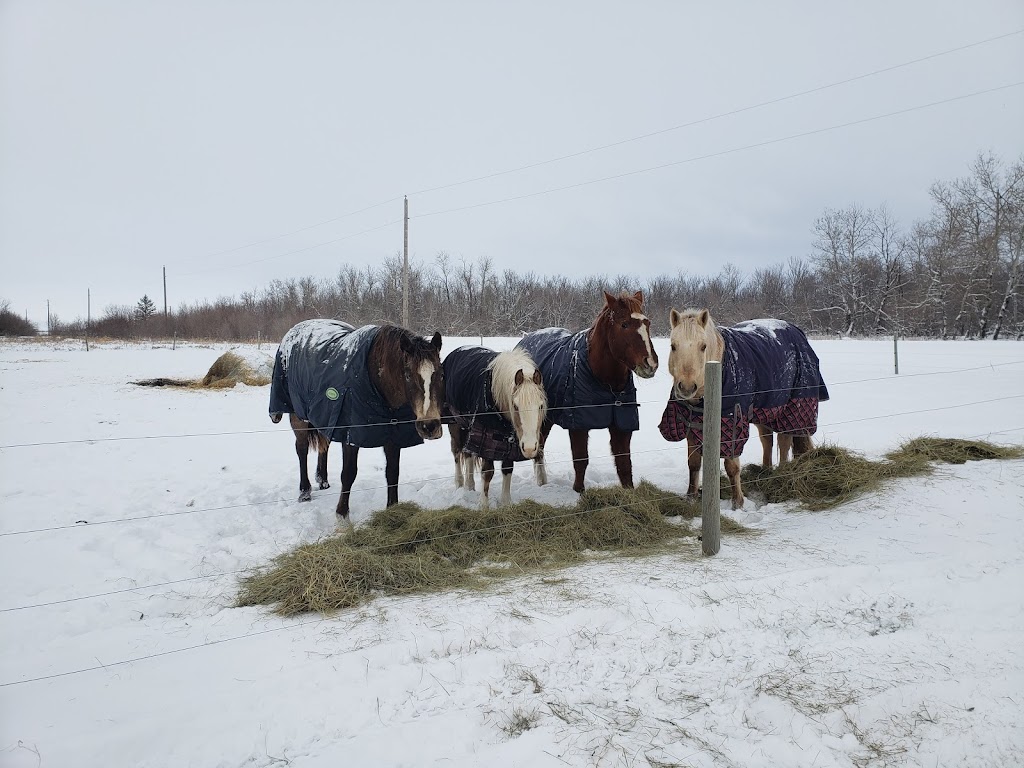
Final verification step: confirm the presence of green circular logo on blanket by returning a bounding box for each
[325,387,340,401]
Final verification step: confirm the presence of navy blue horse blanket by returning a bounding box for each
[517,328,639,432]
[659,320,829,457]
[442,345,525,462]
[269,319,423,449]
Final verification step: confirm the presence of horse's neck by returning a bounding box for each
[587,320,630,392]
[369,330,406,409]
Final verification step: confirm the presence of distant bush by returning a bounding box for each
[0,300,38,336]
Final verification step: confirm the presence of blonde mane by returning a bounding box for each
[671,308,725,358]
[488,348,547,418]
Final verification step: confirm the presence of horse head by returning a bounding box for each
[667,308,723,401]
[599,290,658,379]
[398,330,445,439]
[492,349,547,459]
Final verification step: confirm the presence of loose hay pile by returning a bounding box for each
[133,350,272,389]
[736,437,1022,510]
[237,481,748,616]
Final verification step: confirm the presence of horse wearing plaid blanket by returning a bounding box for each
[442,346,547,509]
[661,308,829,509]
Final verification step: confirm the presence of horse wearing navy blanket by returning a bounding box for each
[517,291,659,493]
[269,319,444,526]
[660,308,829,509]
[442,346,547,508]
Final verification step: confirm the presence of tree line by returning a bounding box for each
[39,152,1024,342]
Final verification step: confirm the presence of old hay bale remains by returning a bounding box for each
[237,482,751,616]
[737,437,1022,510]
[133,350,272,389]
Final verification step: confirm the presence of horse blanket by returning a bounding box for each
[441,345,525,462]
[659,319,829,458]
[517,328,639,432]
[268,319,423,449]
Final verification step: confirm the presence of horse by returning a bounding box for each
[268,319,444,525]
[660,308,829,509]
[516,290,658,493]
[442,346,547,508]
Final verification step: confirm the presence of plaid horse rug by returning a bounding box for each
[659,319,828,458]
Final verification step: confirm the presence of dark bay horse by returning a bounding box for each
[660,309,829,508]
[517,290,658,492]
[269,319,444,525]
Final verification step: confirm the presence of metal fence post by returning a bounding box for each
[701,360,722,556]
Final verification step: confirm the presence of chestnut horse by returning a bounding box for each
[269,320,445,525]
[443,346,548,508]
[517,291,658,492]
[661,309,829,508]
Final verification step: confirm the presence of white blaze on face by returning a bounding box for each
[418,361,436,417]
[632,312,654,362]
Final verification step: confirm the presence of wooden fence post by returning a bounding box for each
[701,360,722,556]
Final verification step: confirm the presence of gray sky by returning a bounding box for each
[2,0,1022,328]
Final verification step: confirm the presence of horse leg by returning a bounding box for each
[500,460,514,507]
[480,458,495,509]
[609,427,634,488]
[686,435,701,498]
[450,425,465,488]
[534,422,552,486]
[757,424,774,468]
[724,457,744,510]
[464,454,478,491]
[384,442,401,507]
[778,434,794,464]
[291,415,312,502]
[336,443,359,525]
[315,436,330,490]
[793,434,813,457]
[568,429,590,493]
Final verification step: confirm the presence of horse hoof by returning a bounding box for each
[298,490,312,502]
[319,481,331,490]
[336,515,354,533]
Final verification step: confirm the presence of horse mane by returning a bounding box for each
[488,348,546,418]
[375,324,436,360]
[672,308,725,359]
[596,291,644,324]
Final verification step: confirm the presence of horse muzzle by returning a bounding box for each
[417,419,443,440]
[634,359,658,379]
[673,383,700,402]
[520,441,539,459]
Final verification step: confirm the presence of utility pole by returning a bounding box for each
[47,299,51,336]
[403,196,410,329]
[86,288,91,351]
[163,265,168,321]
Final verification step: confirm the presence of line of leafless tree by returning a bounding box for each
[52,152,1023,341]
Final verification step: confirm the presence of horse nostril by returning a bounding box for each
[421,419,441,435]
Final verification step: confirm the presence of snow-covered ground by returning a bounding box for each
[1,336,1023,767]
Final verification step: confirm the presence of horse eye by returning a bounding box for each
[670,344,676,351]
[621,322,628,329]
[700,343,707,352]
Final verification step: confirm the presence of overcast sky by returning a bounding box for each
[2,0,1022,328]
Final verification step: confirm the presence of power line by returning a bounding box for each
[415,82,1024,219]
[408,29,1024,198]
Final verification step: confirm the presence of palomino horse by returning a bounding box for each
[442,346,547,508]
[517,290,658,492]
[660,309,829,509]
[269,319,445,525]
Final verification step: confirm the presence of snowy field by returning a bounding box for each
[1,335,1023,768]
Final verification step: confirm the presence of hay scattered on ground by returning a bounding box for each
[737,437,1021,510]
[132,350,271,389]
[237,482,750,616]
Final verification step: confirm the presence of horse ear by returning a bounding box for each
[697,309,710,328]
[669,308,682,328]
[633,290,643,304]
[532,368,542,385]
[603,290,617,308]
[399,333,415,356]
[514,369,525,386]
[430,331,442,352]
